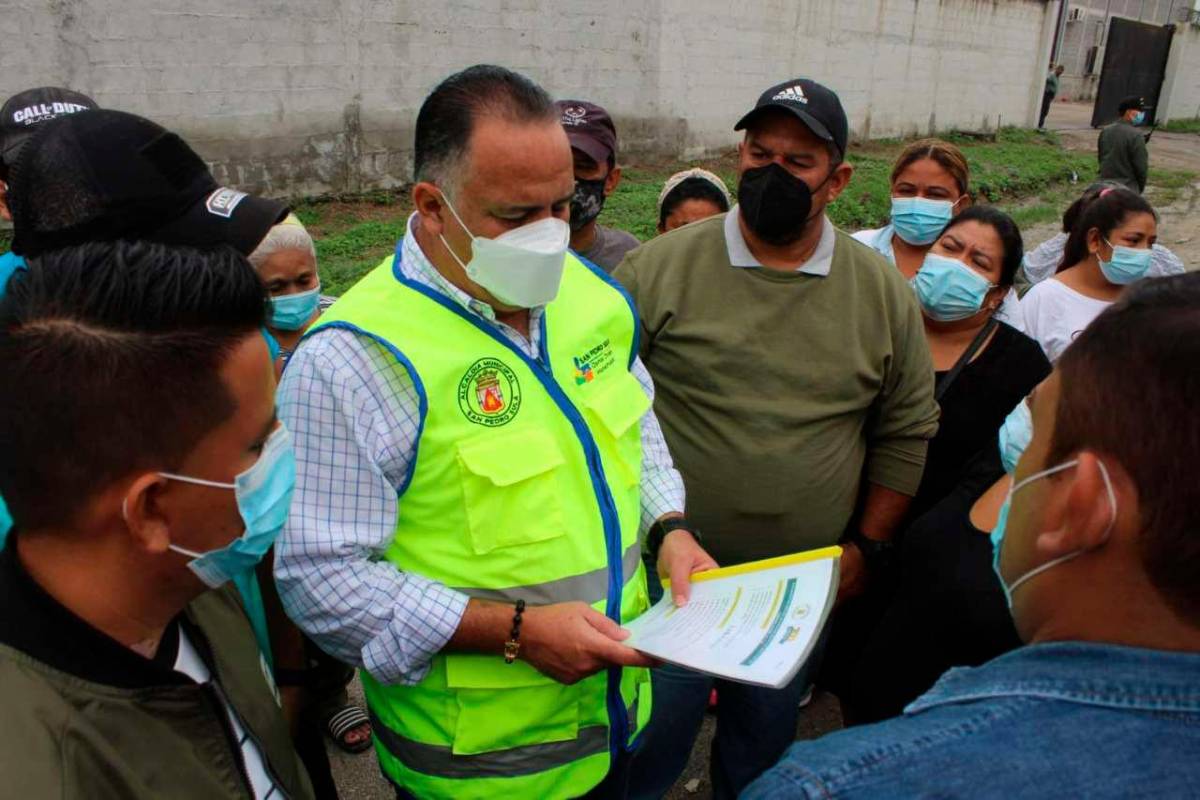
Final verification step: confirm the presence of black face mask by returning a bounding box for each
[570,178,607,232]
[737,162,831,246]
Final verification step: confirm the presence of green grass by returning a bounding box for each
[1159,118,1200,135]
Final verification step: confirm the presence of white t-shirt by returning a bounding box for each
[852,225,1026,332]
[1020,278,1112,362]
[174,627,281,800]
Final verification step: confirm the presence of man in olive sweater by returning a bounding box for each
[617,79,938,799]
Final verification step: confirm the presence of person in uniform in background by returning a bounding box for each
[617,77,938,799]
[1098,96,1149,193]
[0,241,313,800]
[656,168,731,234]
[1022,188,1156,363]
[276,65,714,800]
[747,273,1200,800]
[1038,64,1064,130]
[557,99,641,271]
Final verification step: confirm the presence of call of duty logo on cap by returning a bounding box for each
[0,86,98,167]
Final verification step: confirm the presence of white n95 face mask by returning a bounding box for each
[439,195,570,309]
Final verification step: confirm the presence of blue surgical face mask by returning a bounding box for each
[998,399,1032,474]
[1132,111,1146,125]
[1098,239,1152,285]
[269,286,321,331]
[890,196,957,246]
[911,253,997,322]
[990,459,1116,608]
[156,426,297,588]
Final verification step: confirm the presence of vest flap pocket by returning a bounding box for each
[446,654,581,756]
[456,428,565,487]
[582,369,650,439]
[455,428,567,555]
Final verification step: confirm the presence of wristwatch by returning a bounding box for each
[646,517,700,560]
[843,529,896,573]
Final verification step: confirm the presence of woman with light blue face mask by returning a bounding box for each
[1020,187,1158,363]
[248,214,335,372]
[904,206,1052,520]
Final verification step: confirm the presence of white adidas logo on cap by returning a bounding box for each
[771,84,808,105]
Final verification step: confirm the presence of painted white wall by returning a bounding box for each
[0,0,1054,195]
[1159,23,1200,121]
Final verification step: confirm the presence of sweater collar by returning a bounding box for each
[724,207,835,276]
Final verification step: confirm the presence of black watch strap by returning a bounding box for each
[646,517,700,560]
[845,529,895,572]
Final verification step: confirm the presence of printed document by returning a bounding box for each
[624,547,841,689]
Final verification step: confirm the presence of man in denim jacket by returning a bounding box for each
[746,272,1200,799]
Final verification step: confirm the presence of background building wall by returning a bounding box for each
[0,0,1055,197]
[1159,22,1200,120]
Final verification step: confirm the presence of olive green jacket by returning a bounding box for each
[1098,120,1148,193]
[0,585,315,800]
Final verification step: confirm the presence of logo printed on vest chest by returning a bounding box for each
[572,338,616,385]
[458,358,523,426]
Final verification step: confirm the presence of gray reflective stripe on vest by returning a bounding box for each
[369,695,640,780]
[451,540,642,606]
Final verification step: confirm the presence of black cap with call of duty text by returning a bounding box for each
[0,86,98,169]
[735,78,849,157]
[8,109,288,257]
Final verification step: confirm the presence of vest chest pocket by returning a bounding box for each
[455,428,567,555]
[579,369,651,490]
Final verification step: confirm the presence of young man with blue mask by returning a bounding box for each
[746,272,1200,799]
[0,241,314,799]
[1098,96,1149,194]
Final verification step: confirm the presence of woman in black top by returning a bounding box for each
[909,206,1051,519]
[847,448,1019,722]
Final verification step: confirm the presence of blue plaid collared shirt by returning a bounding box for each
[274,215,685,685]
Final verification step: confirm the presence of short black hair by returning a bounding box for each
[1049,272,1200,625]
[0,240,268,529]
[1059,187,1155,273]
[658,177,731,228]
[1117,96,1144,114]
[413,65,557,188]
[940,205,1024,286]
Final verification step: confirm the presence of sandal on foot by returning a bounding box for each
[325,705,372,754]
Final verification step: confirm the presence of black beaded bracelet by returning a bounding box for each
[504,599,526,664]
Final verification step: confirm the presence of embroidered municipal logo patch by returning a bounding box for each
[458,358,522,426]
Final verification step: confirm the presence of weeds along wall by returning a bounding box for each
[1,0,1055,196]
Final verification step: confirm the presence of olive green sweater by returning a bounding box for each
[615,214,937,566]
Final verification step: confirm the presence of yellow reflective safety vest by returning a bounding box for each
[309,244,654,799]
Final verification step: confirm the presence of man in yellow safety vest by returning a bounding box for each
[274,64,716,799]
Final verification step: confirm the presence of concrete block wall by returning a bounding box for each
[1160,23,1200,122]
[0,0,1054,197]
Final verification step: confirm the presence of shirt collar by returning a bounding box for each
[907,641,1200,716]
[724,206,836,276]
[402,213,500,323]
[0,536,191,688]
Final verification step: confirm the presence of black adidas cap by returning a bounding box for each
[0,86,97,168]
[9,109,287,257]
[735,78,849,157]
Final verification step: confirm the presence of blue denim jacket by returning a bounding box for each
[744,642,1200,799]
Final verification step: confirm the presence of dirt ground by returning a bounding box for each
[1037,101,1200,267]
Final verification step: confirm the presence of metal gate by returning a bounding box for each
[1091,18,1175,128]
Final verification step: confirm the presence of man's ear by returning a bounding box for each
[122,474,174,556]
[0,181,10,223]
[1034,452,1118,559]
[604,165,622,197]
[412,182,450,239]
[826,161,855,203]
